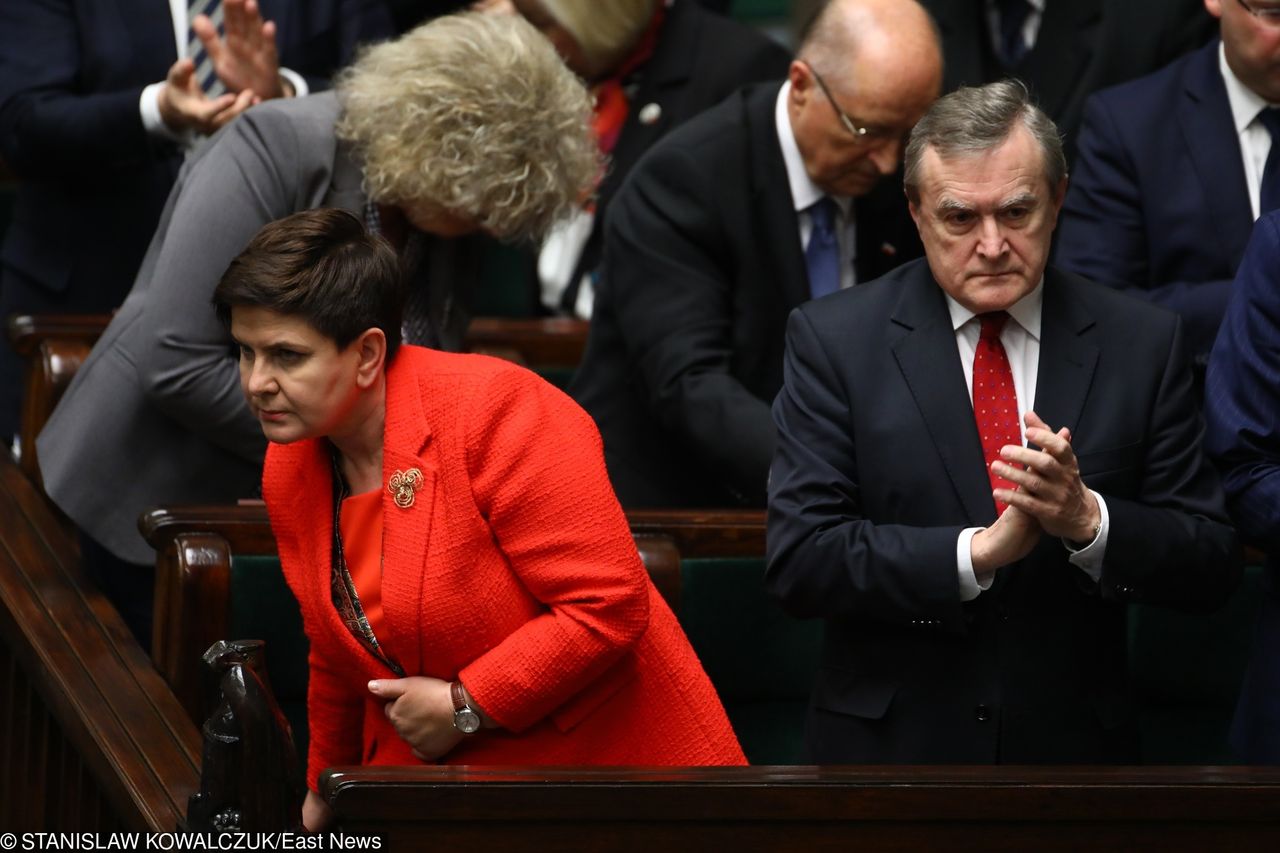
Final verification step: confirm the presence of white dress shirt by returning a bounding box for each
[945,281,1111,601]
[775,82,858,293]
[985,0,1047,59]
[1221,42,1277,222]
[140,0,309,142]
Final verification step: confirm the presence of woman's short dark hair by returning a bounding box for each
[213,208,405,362]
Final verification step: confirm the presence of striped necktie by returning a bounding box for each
[188,0,227,97]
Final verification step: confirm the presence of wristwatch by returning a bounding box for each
[451,681,481,735]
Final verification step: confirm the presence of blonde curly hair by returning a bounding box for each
[335,12,600,243]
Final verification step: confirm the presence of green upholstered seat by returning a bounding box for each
[1128,563,1265,764]
[228,555,310,764]
[678,556,822,764]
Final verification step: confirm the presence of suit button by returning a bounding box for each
[975,704,991,722]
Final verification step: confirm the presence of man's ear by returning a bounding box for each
[788,60,813,104]
[354,328,387,389]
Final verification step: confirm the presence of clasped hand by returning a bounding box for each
[972,411,1101,577]
[368,676,464,762]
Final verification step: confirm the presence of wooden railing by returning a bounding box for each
[0,454,200,831]
[319,764,1280,850]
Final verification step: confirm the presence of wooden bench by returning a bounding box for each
[318,764,1280,851]
[0,453,199,831]
[5,313,111,493]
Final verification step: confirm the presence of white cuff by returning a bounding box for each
[140,82,192,143]
[279,67,308,98]
[956,526,991,601]
[1062,490,1109,583]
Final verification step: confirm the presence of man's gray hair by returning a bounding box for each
[903,79,1066,202]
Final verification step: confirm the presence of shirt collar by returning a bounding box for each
[945,277,1044,339]
[775,81,851,215]
[1221,41,1275,134]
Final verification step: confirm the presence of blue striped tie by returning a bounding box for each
[1259,107,1280,214]
[188,0,227,97]
[805,197,841,300]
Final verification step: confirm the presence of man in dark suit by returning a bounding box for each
[1055,0,1277,369]
[0,0,393,439]
[766,80,1240,764]
[918,0,1214,163]
[525,0,792,317]
[1206,209,1280,765]
[571,0,940,507]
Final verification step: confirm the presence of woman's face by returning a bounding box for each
[230,305,366,445]
[509,0,593,78]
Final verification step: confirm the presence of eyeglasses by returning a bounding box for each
[801,60,897,144]
[1237,0,1280,23]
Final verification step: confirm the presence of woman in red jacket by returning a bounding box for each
[214,208,745,829]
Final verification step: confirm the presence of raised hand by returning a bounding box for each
[192,0,288,100]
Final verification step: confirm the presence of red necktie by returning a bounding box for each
[973,312,1021,514]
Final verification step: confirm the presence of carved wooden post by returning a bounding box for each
[185,639,305,832]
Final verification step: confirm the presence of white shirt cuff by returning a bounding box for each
[140,81,192,143]
[1062,490,1109,583]
[956,526,991,602]
[279,67,308,98]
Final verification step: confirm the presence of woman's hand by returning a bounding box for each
[368,676,465,761]
[302,790,333,832]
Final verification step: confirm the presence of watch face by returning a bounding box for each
[456,709,481,734]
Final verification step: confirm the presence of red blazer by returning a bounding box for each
[263,347,745,789]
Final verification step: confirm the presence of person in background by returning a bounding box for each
[1205,209,1280,764]
[498,0,791,318]
[765,80,1240,764]
[1056,0,1279,374]
[215,207,745,831]
[916,0,1214,164]
[36,12,598,650]
[571,0,939,508]
[0,0,394,443]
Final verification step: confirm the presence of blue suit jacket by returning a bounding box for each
[1206,210,1280,764]
[0,0,392,435]
[1055,40,1253,365]
[766,260,1240,763]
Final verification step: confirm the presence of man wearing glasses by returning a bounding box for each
[1056,0,1278,379]
[572,0,941,508]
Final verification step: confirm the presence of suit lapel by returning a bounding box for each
[1033,271,1099,439]
[889,265,996,525]
[746,86,810,309]
[377,351,436,678]
[1178,42,1254,268]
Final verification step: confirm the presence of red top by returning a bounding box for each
[339,488,387,641]
[263,347,745,791]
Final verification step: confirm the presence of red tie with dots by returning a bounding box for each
[973,312,1021,515]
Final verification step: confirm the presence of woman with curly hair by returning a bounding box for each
[38,12,600,649]
[215,207,746,830]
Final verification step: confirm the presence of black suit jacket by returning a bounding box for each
[552,0,792,311]
[0,0,392,433]
[765,260,1240,763]
[1055,41,1250,366]
[570,84,922,508]
[921,0,1214,163]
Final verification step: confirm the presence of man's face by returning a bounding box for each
[909,127,1065,314]
[788,54,941,198]
[1209,0,1280,102]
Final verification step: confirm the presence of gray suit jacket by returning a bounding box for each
[40,94,371,562]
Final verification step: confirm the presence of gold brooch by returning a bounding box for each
[388,468,424,509]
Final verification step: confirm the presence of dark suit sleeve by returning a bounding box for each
[764,306,967,628]
[1097,314,1241,610]
[0,0,165,181]
[281,0,394,93]
[1206,213,1280,554]
[1056,93,1232,361]
[601,142,776,501]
